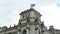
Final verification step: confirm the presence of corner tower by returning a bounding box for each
[19,8,42,24]
[17,8,44,34]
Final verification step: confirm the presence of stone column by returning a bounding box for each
[37,29,39,34]
[26,24,30,34]
[27,29,30,34]
[30,25,35,34]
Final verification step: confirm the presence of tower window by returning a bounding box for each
[23,15,24,18]
[41,31,44,33]
[23,30,26,34]
[26,15,27,18]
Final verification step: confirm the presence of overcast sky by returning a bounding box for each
[0,0,60,29]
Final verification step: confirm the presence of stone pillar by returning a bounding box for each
[37,29,39,34]
[26,24,30,34]
[30,25,35,34]
[27,29,30,34]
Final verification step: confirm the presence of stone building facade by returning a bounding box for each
[0,8,60,34]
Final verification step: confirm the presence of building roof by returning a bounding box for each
[19,8,42,16]
[0,25,18,32]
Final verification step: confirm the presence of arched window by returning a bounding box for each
[26,15,27,18]
[23,30,26,34]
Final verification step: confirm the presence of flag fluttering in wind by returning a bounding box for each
[31,4,35,8]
